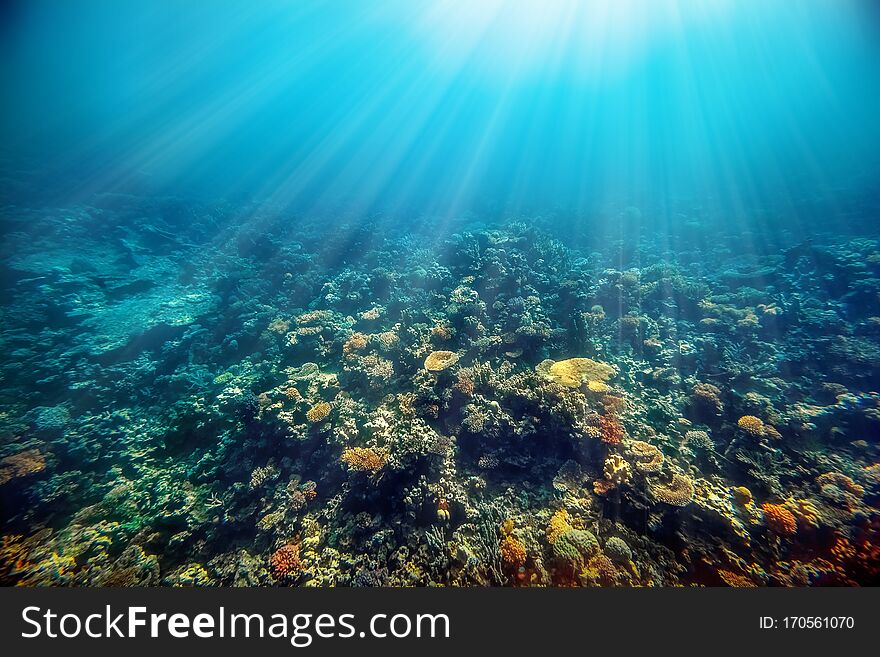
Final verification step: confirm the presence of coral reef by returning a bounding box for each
[1,201,879,587]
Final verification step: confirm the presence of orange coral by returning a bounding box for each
[737,415,765,436]
[270,543,302,581]
[500,536,527,570]
[762,502,797,536]
[340,447,388,473]
[599,414,625,445]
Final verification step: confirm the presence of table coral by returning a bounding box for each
[542,357,615,388]
[650,473,695,507]
[424,350,459,371]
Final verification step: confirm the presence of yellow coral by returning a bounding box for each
[737,415,765,436]
[340,447,388,473]
[545,358,615,388]
[424,351,459,371]
[306,402,331,423]
[587,380,610,393]
[731,486,753,507]
[500,535,527,569]
[546,509,572,545]
[603,453,632,484]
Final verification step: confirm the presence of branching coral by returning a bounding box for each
[737,415,765,436]
[598,414,625,445]
[340,447,388,473]
[546,509,573,545]
[500,536,527,570]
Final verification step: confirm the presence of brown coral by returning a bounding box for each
[340,447,388,473]
[306,402,331,423]
[342,332,369,356]
[0,449,46,486]
[817,472,864,499]
[424,350,459,371]
[270,543,302,581]
[649,473,694,506]
[628,440,664,473]
[761,502,797,536]
[598,414,625,445]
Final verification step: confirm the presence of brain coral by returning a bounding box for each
[553,529,600,570]
[650,473,694,506]
[761,502,797,536]
[306,402,332,423]
[424,351,459,371]
[603,536,632,564]
[540,357,616,388]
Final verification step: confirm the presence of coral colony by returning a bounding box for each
[1,208,879,587]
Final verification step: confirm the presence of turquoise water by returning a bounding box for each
[3,1,879,216]
[1,1,879,586]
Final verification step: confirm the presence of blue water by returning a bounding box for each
[3,0,879,219]
[2,1,880,587]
